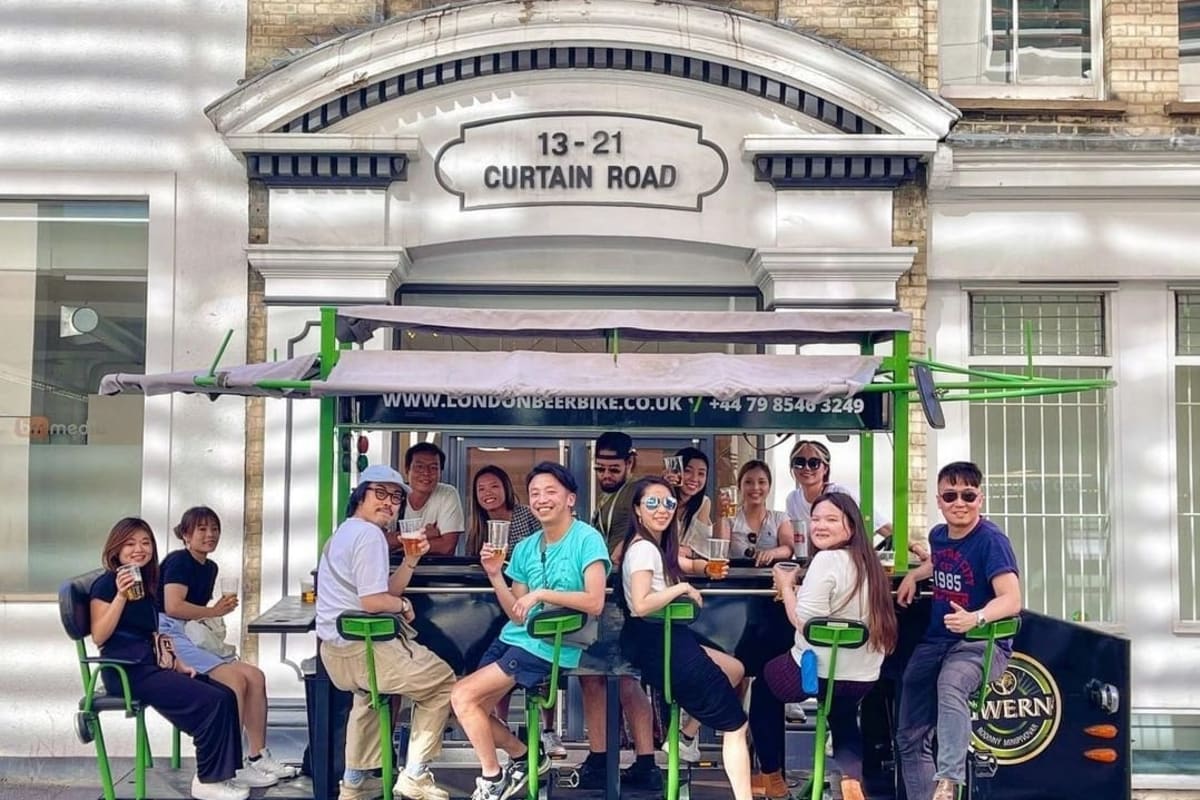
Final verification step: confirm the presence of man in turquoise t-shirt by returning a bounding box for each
[450,462,610,800]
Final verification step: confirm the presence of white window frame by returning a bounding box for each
[0,171,176,601]
[963,287,1117,626]
[1181,0,1200,101]
[1170,289,1200,632]
[939,0,1105,100]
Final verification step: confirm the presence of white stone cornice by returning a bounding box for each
[247,245,411,302]
[224,133,422,157]
[742,135,940,158]
[749,247,916,309]
[932,148,1200,202]
[205,0,959,139]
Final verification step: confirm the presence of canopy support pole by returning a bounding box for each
[891,332,910,572]
[859,338,875,536]
[317,307,340,553]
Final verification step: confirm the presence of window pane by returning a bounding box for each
[1182,1,1200,94]
[1177,366,1200,621]
[1178,293,1200,356]
[0,200,148,594]
[970,293,1106,357]
[941,0,1094,87]
[968,367,1111,622]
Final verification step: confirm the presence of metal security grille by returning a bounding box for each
[1176,293,1200,621]
[969,368,1111,621]
[970,293,1106,356]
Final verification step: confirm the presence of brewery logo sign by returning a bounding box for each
[970,651,1062,765]
[435,112,728,211]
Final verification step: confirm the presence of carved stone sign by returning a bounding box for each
[434,112,728,211]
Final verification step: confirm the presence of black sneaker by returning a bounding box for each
[621,761,664,792]
[574,760,607,791]
[500,753,552,800]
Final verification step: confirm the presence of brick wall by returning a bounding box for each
[777,0,926,81]
[894,180,928,539]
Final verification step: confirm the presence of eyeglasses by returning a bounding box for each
[593,465,625,475]
[940,490,980,504]
[791,457,827,471]
[642,496,678,512]
[370,486,404,504]
[409,463,440,474]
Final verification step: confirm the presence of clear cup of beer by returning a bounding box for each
[486,520,510,564]
[879,550,896,575]
[774,561,800,601]
[118,563,144,601]
[706,538,730,579]
[299,576,316,604]
[219,575,239,601]
[719,486,738,519]
[663,455,684,480]
[397,518,424,559]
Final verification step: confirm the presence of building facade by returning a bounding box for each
[1,0,1198,786]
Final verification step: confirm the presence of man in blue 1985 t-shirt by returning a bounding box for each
[895,461,1022,800]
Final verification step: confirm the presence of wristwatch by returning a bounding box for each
[975,610,987,628]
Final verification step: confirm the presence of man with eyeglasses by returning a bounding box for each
[576,431,661,791]
[316,465,457,800]
[391,442,464,557]
[894,461,1022,800]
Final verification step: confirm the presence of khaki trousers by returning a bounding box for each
[321,638,456,771]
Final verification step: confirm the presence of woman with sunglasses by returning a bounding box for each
[718,460,795,567]
[620,477,753,800]
[784,440,915,559]
[663,447,717,576]
[748,492,897,800]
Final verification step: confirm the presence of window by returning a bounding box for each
[968,292,1112,622]
[0,200,148,594]
[1183,1,1200,100]
[941,0,1101,98]
[1175,293,1200,622]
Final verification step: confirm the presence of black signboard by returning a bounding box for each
[351,391,888,431]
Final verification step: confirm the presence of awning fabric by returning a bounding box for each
[336,305,911,346]
[99,354,319,397]
[98,350,881,402]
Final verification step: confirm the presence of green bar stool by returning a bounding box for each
[800,617,870,800]
[649,600,698,800]
[524,607,588,800]
[337,612,402,800]
[964,616,1021,800]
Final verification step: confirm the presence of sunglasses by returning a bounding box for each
[593,465,625,475]
[940,490,980,504]
[370,486,405,504]
[791,457,827,471]
[642,496,678,511]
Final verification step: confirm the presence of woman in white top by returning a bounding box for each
[665,447,717,576]
[620,477,753,800]
[717,460,795,567]
[747,492,898,800]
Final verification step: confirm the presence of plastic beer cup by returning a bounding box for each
[118,564,144,601]
[397,518,424,559]
[300,577,316,603]
[706,538,730,579]
[774,561,800,601]
[719,486,738,519]
[486,519,510,564]
[219,575,239,600]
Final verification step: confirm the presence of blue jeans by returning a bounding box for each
[896,639,1008,797]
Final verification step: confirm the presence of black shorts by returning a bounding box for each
[478,638,554,690]
[621,617,747,733]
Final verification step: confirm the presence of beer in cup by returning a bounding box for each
[706,538,730,579]
[397,518,424,559]
[219,575,239,601]
[774,561,800,601]
[300,577,316,604]
[118,564,144,601]
[879,550,896,575]
[719,486,738,519]
[486,520,510,564]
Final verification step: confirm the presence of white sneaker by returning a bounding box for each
[191,774,250,800]
[396,769,450,800]
[338,776,383,800]
[234,765,278,788]
[785,702,808,723]
[542,730,567,759]
[660,732,702,762]
[248,747,301,779]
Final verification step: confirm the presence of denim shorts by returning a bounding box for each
[478,638,553,689]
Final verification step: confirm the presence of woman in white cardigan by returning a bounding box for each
[748,492,898,800]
